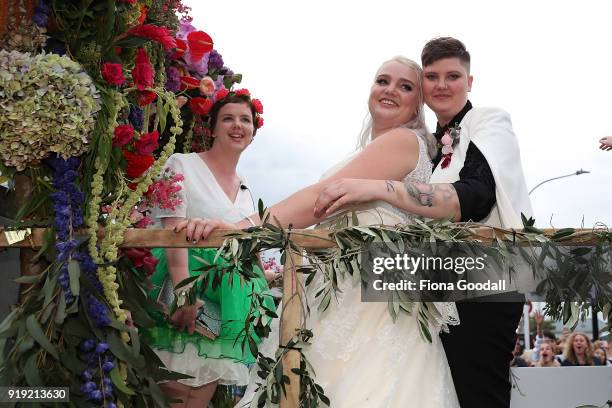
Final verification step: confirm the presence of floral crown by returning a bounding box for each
[213,88,264,129]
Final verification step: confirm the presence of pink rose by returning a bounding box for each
[176,96,188,108]
[134,131,159,155]
[199,76,216,97]
[441,145,454,155]
[441,133,453,145]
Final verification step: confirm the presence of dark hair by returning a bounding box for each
[421,37,470,72]
[207,94,258,148]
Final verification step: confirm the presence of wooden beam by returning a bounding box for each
[0,227,605,249]
[0,228,337,249]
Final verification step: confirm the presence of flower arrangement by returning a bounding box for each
[0,50,100,171]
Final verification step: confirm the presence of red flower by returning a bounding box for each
[186,31,213,62]
[171,38,187,60]
[189,97,213,115]
[101,62,125,86]
[256,116,264,129]
[123,150,155,179]
[214,88,229,101]
[124,248,158,275]
[134,130,159,155]
[235,88,250,96]
[136,90,157,106]
[180,76,200,91]
[251,98,263,114]
[113,124,134,147]
[128,24,176,51]
[132,48,154,91]
[440,154,452,169]
[142,252,159,275]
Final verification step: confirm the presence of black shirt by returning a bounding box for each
[432,101,496,222]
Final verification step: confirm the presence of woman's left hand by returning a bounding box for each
[314,178,380,218]
[174,218,237,243]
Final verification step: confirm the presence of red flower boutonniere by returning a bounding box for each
[440,124,461,169]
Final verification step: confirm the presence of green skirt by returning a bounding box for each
[141,248,274,365]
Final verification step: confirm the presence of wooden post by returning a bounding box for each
[13,174,46,280]
[280,247,303,408]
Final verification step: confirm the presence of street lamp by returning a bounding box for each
[525,169,590,345]
[529,169,590,195]
[528,168,600,341]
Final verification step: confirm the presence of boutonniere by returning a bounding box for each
[439,124,461,169]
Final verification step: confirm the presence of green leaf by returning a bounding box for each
[115,36,150,48]
[59,349,87,375]
[24,352,43,386]
[68,260,81,297]
[14,275,40,284]
[25,315,59,360]
[109,366,136,396]
[157,96,167,133]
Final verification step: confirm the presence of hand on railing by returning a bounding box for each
[174,217,237,243]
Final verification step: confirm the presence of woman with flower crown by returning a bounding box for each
[176,57,460,407]
[141,90,275,407]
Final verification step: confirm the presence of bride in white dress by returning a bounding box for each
[177,57,460,407]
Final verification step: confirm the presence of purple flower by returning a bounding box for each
[80,339,96,352]
[128,105,144,131]
[102,361,115,372]
[207,50,224,71]
[95,342,109,354]
[177,21,196,40]
[32,12,47,27]
[32,0,48,27]
[213,75,225,92]
[165,66,180,92]
[106,402,117,408]
[87,295,111,328]
[87,389,103,402]
[80,381,96,393]
[103,377,113,387]
[184,52,210,76]
[81,369,93,381]
[103,384,113,396]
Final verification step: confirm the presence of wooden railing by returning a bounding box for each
[0,226,606,407]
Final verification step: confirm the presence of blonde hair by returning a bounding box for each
[563,332,594,365]
[357,56,432,153]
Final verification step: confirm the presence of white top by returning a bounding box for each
[155,152,255,223]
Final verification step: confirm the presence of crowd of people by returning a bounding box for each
[511,312,612,368]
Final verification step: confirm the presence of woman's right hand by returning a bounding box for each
[174,217,237,242]
[600,136,612,150]
[314,178,381,218]
[169,300,203,334]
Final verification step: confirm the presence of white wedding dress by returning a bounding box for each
[238,133,460,408]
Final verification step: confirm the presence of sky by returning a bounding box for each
[186,0,612,229]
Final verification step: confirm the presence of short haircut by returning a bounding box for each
[421,37,470,72]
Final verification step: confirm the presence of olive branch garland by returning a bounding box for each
[170,205,611,408]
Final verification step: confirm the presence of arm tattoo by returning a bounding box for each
[404,182,457,208]
[385,180,396,192]
[404,182,434,207]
